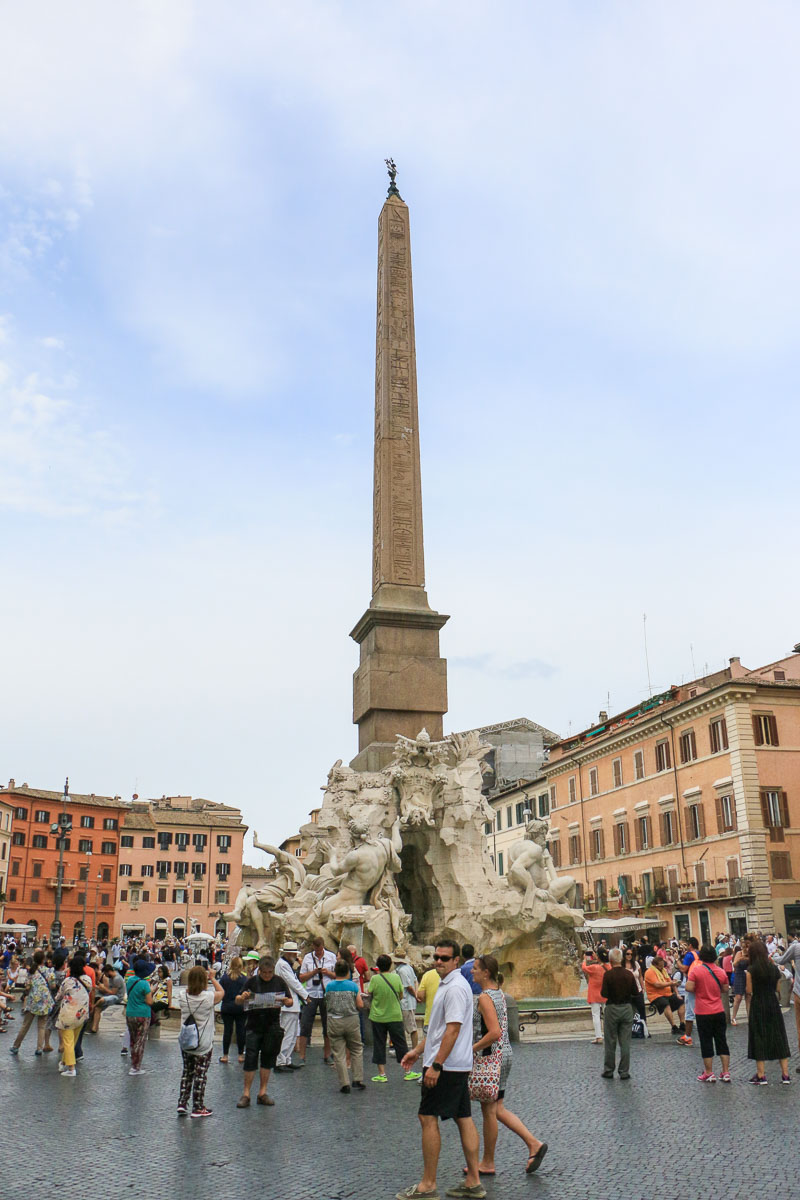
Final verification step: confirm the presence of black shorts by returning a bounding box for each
[653,995,682,1014]
[299,996,327,1040]
[244,1023,282,1071]
[418,1070,471,1122]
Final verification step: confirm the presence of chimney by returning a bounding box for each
[598,711,608,723]
[7,778,15,788]
[793,642,800,654]
[729,656,740,665]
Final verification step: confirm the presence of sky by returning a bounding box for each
[1,2,799,849]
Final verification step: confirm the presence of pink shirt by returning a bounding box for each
[687,961,727,1015]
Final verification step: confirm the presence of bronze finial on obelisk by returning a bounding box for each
[349,163,449,772]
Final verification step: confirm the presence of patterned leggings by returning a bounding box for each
[179,1049,212,1111]
[127,1017,149,1070]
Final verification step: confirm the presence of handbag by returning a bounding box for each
[468,1039,502,1101]
[631,1012,646,1039]
[178,996,200,1051]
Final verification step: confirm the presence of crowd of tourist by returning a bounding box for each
[2,924,798,1198]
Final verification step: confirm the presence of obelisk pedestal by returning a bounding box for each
[350,173,448,772]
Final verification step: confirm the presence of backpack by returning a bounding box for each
[178,996,200,1052]
[56,979,90,1030]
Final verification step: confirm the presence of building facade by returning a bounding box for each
[115,796,247,939]
[539,649,800,942]
[0,796,14,923]
[1,782,128,941]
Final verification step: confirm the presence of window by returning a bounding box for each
[142,836,155,849]
[770,852,792,879]
[538,792,550,818]
[77,892,86,906]
[591,828,605,861]
[120,835,134,848]
[594,878,607,907]
[634,750,645,780]
[569,834,582,865]
[157,888,167,903]
[686,803,704,841]
[709,717,728,754]
[495,809,502,831]
[192,833,207,851]
[635,816,650,851]
[589,768,599,797]
[156,860,170,877]
[655,740,671,772]
[32,861,42,878]
[217,862,230,879]
[505,806,512,828]
[12,832,25,846]
[8,888,16,901]
[30,888,40,903]
[549,840,561,868]
[103,817,117,830]
[141,864,154,877]
[761,789,789,842]
[32,835,47,849]
[497,852,504,876]
[157,832,172,849]
[101,893,110,907]
[102,868,111,882]
[613,823,629,855]
[775,670,786,681]
[79,866,88,881]
[753,714,779,746]
[612,759,623,788]
[173,888,188,904]
[215,889,229,905]
[192,862,206,879]
[716,794,737,834]
[120,890,128,901]
[660,810,676,846]
[568,776,577,803]
[515,801,526,825]
[101,841,116,855]
[549,785,557,810]
[217,834,231,852]
[79,839,93,853]
[484,822,491,835]
[80,815,95,828]
[119,864,132,877]
[176,833,189,850]
[14,806,27,820]
[174,863,187,879]
[10,860,20,876]
[193,888,203,903]
[679,730,697,763]
[642,873,653,902]
[34,810,50,823]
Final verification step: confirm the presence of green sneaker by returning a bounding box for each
[404,1070,423,1081]
[371,1074,388,1083]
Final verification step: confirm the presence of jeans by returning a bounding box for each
[603,1002,634,1075]
[221,1012,247,1056]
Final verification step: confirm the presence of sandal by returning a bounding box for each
[236,1096,251,1108]
[526,1143,548,1174]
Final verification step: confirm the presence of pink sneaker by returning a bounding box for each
[697,1071,716,1083]
[719,1072,732,1082]
[781,1074,791,1085]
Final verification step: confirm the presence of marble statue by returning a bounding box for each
[224,832,306,951]
[507,817,579,913]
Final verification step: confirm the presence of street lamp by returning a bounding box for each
[50,777,72,943]
[91,870,102,940]
[80,850,93,945]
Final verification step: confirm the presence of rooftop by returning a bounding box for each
[0,783,129,810]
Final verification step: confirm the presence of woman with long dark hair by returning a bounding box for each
[470,955,548,1175]
[746,938,790,1084]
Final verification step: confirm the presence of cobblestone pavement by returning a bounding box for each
[1,1011,797,1200]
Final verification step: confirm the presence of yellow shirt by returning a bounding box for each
[418,968,440,1026]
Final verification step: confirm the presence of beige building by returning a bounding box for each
[116,796,247,939]
[538,648,800,942]
[0,796,13,923]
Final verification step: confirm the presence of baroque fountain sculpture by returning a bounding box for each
[226,729,584,998]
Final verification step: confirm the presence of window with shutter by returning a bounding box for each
[679,730,697,763]
[770,851,792,880]
[754,714,780,746]
[709,717,729,754]
[655,741,671,772]
[634,750,645,780]
[568,777,577,803]
[762,789,787,841]
[589,768,599,796]
[612,759,623,788]
[634,819,642,851]
[613,824,620,855]
[550,840,561,868]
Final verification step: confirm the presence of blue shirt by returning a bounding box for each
[324,978,359,1017]
[125,977,151,1018]
[460,959,481,995]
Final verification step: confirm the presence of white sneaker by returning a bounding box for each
[61,1067,76,1077]
[128,1067,146,1076]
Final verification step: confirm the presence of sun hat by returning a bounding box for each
[244,950,261,961]
[281,940,299,953]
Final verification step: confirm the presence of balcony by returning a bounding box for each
[585,878,754,915]
[46,877,77,889]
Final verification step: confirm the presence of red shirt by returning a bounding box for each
[688,961,727,1015]
[353,956,368,992]
[582,962,609,1004]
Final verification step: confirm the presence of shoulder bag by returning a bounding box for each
[178,994,200,1052]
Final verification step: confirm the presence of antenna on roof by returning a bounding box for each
[643,613,653,698]
[690,643,697,677]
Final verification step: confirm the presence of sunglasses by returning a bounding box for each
[433,954,454,962]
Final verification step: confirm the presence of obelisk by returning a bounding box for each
[350,162,449,772]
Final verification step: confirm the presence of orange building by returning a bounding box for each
[115,796,247,940]
[2,781,128,941]
[541,648,800,942]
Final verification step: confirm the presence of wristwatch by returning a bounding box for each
[431,1061,443,1072]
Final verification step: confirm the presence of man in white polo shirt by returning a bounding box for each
[397,938,484,1200]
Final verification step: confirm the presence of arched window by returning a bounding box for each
[96,922,109,941]
[153,918,168,940]
[172,917,186,937]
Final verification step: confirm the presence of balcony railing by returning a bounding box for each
[46,877,76,889]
